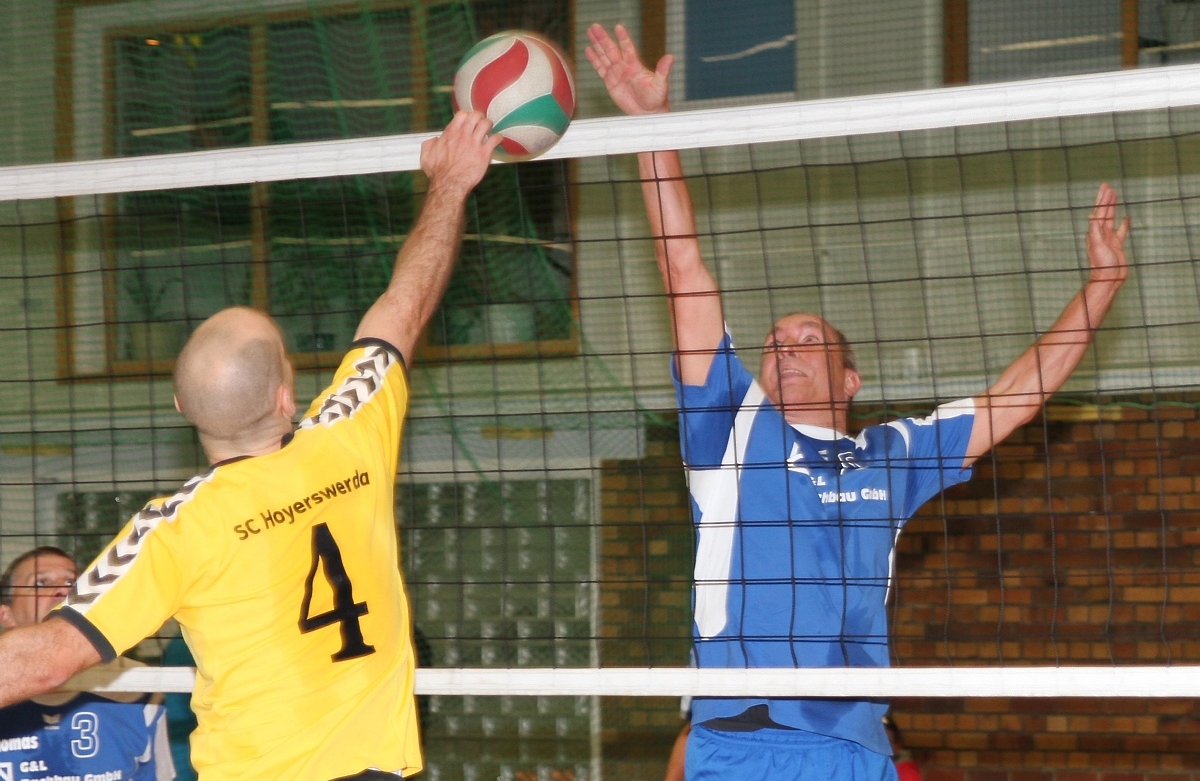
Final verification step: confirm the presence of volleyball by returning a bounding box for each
[452,31,575,162]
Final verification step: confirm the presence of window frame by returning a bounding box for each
[942,0,1142,85]
[55,0,579,380]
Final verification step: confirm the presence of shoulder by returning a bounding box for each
[340,339,406,385]
[300,339,408,429]
[108,471,222,550]
[677,336,757,404]
[869,398,977,438]
[914,397,976,425]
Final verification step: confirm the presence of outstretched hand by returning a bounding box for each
[420,111,501,198]
[585,23,673,115]
[1087,182,1130,285]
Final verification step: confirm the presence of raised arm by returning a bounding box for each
[964,183,1129,467]
[586,23,724,385]
[0,616,100,708]
[355,111,502,363]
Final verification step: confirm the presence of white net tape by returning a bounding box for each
[65,665,1200,697]
[5,63,1200,200]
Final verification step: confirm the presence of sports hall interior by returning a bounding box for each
[3,1,1200,779]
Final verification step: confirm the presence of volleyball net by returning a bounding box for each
[8,50,1200,778]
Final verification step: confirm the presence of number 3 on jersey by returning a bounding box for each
[299,522,376,661]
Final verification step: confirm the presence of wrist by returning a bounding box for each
[424,180,472,203]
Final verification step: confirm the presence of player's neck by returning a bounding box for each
[781,406,850,434]
[201,419,292,464]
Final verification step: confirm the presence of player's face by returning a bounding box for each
[1,553,78,628]
[759,314,860,419]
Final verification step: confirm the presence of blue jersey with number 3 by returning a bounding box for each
[0,691,171,781]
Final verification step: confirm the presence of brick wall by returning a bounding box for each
[598,419,693,780]
[598,399,1200,780]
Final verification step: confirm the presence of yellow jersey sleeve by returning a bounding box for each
[299,338,408,460]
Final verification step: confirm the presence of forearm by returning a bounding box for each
[638,150,712,295]
[637,149,724,379]
[388,183,468,323]
[587,25,722,374]
[0,618,99,708]
[966,276,1123,464]
[992,276,1123,405]
[355,183,468,360]
[966,182,1128,466]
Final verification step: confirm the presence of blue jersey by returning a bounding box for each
[0,688,173,781]
[676,334,975,756]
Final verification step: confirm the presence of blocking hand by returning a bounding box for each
[1086,182,1130,285]
[585,23,673,116]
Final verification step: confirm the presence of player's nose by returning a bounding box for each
[46,578,75,598]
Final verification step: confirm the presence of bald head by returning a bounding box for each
[174,308,295,454]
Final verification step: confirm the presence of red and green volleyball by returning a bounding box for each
[452,31,576,162]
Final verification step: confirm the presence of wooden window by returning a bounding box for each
[946,0,1150,85]
[79,1,573,377]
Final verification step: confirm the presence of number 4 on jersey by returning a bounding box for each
[299,522,376,661]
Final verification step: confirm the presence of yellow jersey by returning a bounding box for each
[57,341,421,780]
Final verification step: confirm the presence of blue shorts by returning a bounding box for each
[685,725,897,781]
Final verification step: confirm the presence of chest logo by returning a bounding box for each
[837,451,865,474]
[786,443,826,486]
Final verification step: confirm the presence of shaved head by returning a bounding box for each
[174,308,294,453]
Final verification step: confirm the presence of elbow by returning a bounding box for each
[32,622,100,695]
[0,654,72,707]
[36,646,89,694]
[0,619,99,705]
[987,379,1051,416]
[34,664,74,694]
[1013,405,1044,432]
[975,385,1047,442]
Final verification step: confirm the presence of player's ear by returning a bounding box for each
[277,382,296,418]
[0,604,17,630]
[844,368,862,399]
